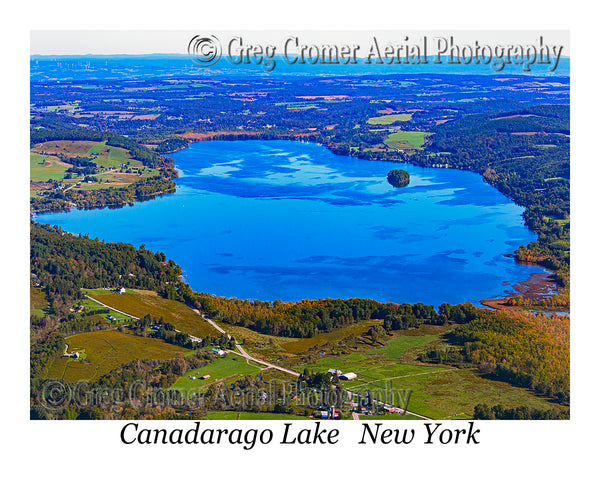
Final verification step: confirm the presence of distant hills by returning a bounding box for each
[30,53,570,81]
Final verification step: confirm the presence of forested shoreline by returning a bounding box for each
[31,222,569,415]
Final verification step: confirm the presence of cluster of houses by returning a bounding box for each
[314,406,342,419]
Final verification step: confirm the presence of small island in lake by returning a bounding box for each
[387,169,410,188]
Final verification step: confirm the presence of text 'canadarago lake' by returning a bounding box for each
[39,140,547,306]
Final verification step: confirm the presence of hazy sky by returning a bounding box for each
[30,30,570,56]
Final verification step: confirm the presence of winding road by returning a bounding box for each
[85,292,430,419]
[192,308,300,377]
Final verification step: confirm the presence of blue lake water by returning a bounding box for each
[38,140,547,306]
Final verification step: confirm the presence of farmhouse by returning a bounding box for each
[339,372,357,381]
[328,369,342,376]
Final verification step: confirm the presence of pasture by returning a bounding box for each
[83,289,220,337]
[45,330,189,383]
[203,411,308,420]
[292,328,565,419]
[171,354,263,391]
[282,320,384,354]
[384,131,430,150]
[78,296,132,324]
[367,113,412,125]
[30,152,69,181]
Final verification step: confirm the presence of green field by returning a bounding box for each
[78,296,132,324]
[30,140,156,196]
[353,367,561,420]
[203,411,308,420]
[367,113,412,125]
[294,331,442,372]
[92,145,136,168]
[292,329,564,419]
[84,289,220,337]
[358,413,422,420]
[45,330,189,382]
[30,152,69,180]
[171,354,263,391]
[86,141,107,155]
[384,131,430,150]
[212,323,295,361]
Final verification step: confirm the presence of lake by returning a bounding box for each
[38,140,548,306]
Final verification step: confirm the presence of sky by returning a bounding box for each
[30,30,570,56]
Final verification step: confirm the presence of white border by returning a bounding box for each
[5,1,598,478]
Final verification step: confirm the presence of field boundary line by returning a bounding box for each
[83,294,139,320]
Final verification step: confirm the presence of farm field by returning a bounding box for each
[30,152,69,180]
[31,140,100,157]
[384,131,430,149]
[367,113,412,125]
[84,288,220,337]
[293,330,565,419]
[78,296,132,324]
[212,322,295,360]
[358,413,422,420]
[282,320,385,354]
[352,367,562,420]
[30,140,160,194]
[171,354,263,391]
[45,330,189,383]
[203,411,308,420]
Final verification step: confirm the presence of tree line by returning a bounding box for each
[420,309,570,404]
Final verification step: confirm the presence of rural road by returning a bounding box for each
[86,292,430,419]
[64,169,119,192]
[84,294,139,319]
[192,308,300,377]
[85,295,300,377]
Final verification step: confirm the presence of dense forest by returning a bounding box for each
[30,222,183,338]
[420,309,569,403]
[387,169,410,188]
[473,403,569,420]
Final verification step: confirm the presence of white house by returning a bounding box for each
[340,372,357,381]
